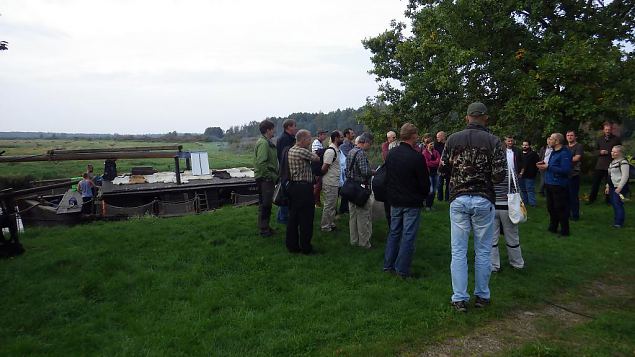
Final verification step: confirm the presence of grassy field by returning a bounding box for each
[0,139,253,180]
[1,192,633,355]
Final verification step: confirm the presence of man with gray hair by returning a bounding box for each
[346,132,375,249]
[381,130,397,161]
[537,133,572,236]
[440,102,507,312]
[286,129,320,254]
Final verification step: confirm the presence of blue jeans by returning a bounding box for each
[449,195,495,302]
[384,206,422,277]
[609,184,629,226]
[520,178,536,207]
[568,175,581,220]
[426,173,439,208]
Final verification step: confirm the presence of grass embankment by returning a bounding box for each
[1,193,633,355]
[0,140,252,180]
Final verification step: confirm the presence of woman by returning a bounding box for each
[422,139,440,210]
[605,145,630,228]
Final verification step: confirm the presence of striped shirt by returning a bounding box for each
[311,139,324,153]
[288,145,318,182]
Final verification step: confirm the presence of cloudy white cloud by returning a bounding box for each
[0,0,407,134]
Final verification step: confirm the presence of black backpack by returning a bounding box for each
[372,164,387,202]
[311,147,337,177]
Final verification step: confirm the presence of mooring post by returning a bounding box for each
[174,156,181,185]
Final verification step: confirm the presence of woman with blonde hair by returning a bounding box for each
[605,145,630,228]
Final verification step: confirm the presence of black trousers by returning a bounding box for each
[257,179,275,233]
[545,184,570,235]
[588,169,609,204]
[286,182,315,254]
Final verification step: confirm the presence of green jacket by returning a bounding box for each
[254,135,279,180]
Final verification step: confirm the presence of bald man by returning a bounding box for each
[381,130,397,161]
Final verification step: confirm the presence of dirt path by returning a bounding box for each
[413,277,633,357]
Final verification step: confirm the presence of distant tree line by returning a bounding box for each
[223,108,368,143]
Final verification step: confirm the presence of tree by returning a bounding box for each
[203,126,224,139]
[362,0,635,144]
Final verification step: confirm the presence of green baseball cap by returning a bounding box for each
[467,102,488,116]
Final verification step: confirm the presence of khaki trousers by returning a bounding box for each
[349,193,373,248]
[320,184,339,230]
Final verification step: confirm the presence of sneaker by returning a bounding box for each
[260,230,273,237]
[451,300,468,313]
[612,224,623,228]
[474,296,490,308]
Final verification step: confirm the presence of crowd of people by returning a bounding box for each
[253,102,630,313]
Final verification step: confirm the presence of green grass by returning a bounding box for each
[0,139,252,180]
[1,191,633,355]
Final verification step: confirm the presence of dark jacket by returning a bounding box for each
[276,131,296,165]
[385,142,430,207]
[521,149,540,179]
[595,134,621,170]
[439,122,507,204]
[509,146,522,175]
[545,147,572,186]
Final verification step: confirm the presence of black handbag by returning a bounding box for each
[341,150,371,206]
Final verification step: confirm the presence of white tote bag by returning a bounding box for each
[507,165,527,224]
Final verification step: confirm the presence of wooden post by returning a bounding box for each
[174,157,181,185]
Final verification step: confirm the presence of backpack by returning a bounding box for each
[372,164,387,202]
[311,147,337,177]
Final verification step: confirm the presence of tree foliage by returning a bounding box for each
[223,108,368,142]
[362,0,635,143]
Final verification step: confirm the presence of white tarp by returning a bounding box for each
[111,168,254,185]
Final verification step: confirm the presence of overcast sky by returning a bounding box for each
[0,0,407,134]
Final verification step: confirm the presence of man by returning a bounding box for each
[566,131,584,220]
[286,129,320,254]
[505,135,523,176]
[276,119,297,224]
[439,102,506,313]
[320,131,343,232]
[588,122,621,204]
[312,129,327,152]
[347,133,375,249]
[340,128,356,157]
[381,131,397,161]
[339,128,356,214]
[435,131,450,201]
[254,119,278,237]
[383,123,430,278]
[490,166,525,273]
[537,136,554,196]
[519,141,539,207]
[537,133,572,236]
[312,129,328,207]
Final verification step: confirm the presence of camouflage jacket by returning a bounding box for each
[439,123,507,204]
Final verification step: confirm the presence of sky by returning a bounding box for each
[0,0,408,134]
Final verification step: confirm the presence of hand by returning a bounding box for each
[600,150,609,155]
[536,161,547,171]
[615,187,622,194]
[605,187,609,195]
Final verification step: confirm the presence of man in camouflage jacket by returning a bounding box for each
[439,102,507,313]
